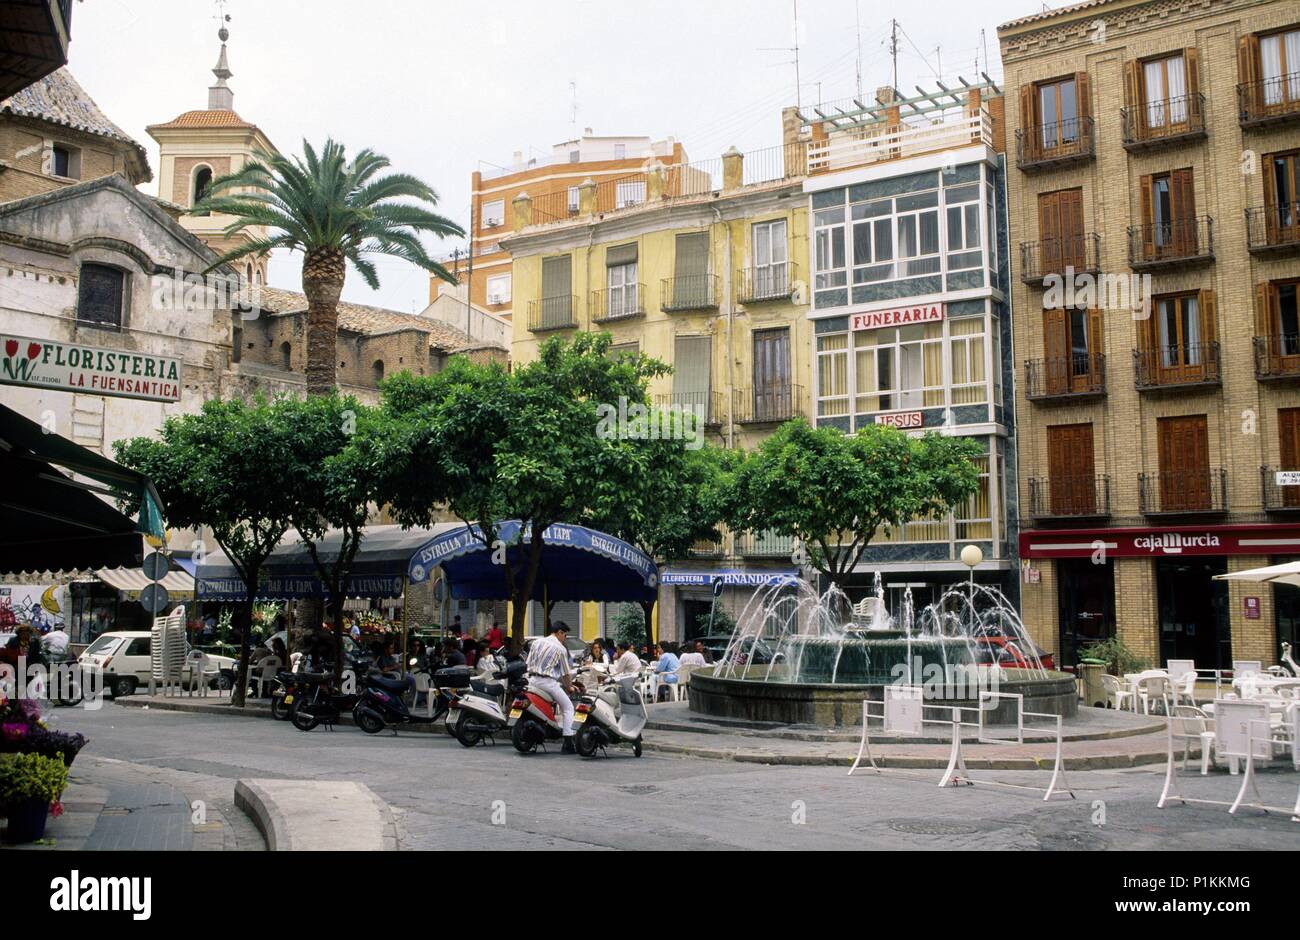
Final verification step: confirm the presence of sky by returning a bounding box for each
[66,0,1039,314]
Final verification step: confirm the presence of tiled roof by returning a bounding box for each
[999,0,1115,32]
[148,109,257,130]
[250,286,497,353]
[0,68,152,183]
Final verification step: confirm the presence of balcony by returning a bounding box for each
[1023,356,1107,402]
[1120,94,1207,151]
[1018,233,1101,287]
[1253,335,1300,382]
[1015,116,1095,173]
[526,295,578,333]
[687,537,725,559]
[1237,73,1300,128]
[737,262,798,304]
[807,107,993,174]
[734,385,803,424]
[1139,469,1228,516]
[653,390,723,427]
[1245,204,1300,255]
[590,285,645,323]
[737,531,795,558]
[1026,476,1111,521]
[1126,217,1214,271]
[660,274,719,312]
[1262,466,1300,513]
[1133,344,1221,391]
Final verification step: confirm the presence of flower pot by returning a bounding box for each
[3,797,50,844]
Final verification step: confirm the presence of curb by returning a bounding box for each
[234,780,289,850]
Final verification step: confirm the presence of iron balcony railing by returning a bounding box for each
[526,295,578,332]
[737,531,795,557]
[734,384,803,424]
[1237,72,1300,127]
[653,390,723,427]
[1126,216,1214,269]
[1245,203,1300,253]
[1018,233,1101,285]
[1120,93,1207,150]
[590,285,645,322]
[661,274,720,312]
[1027,476,1111,520]
[737,262,798,304]
[1253,334,1300,381]
[1023,356,1107,401]
[1015,116,1095,172]
[687,537,725,558]
[1261,466,1300,512]
[1139,469,1228,515]
[1133,343,1221,390]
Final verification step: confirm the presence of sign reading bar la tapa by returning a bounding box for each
[0,333,182,403]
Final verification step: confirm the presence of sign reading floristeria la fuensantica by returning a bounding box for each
[0,333,182,403]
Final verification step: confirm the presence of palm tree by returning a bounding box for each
[197,138,464,395]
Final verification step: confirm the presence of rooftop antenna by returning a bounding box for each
[889,19,899,93]
[759,0,803,109]
[569,80,578,133]
[981,28,989,79]
[854,0,863,101]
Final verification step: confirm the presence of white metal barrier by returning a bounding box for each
[848,687,1074,802]
[1159,700,1299,823]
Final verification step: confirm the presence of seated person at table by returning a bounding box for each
[654,643,680,699]
[679,641,708,667]
[610,641,641,679]
[590,640,611,665]
[376,639,414,692]
[441,637,467,668]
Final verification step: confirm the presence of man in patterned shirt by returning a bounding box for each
[525,621,577,753]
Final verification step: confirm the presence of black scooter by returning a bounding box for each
[352,666,462,735]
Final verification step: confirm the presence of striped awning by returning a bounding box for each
[96,566,195,598]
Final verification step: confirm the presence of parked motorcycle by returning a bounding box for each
[574,674,646,758]
[288,672,361,732]
[448,658,528,747]
[270,670,307,721]
[352,665,459,735]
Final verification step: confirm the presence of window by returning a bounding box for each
[1043,307,1103,394]
[1037,77,1079,150]
[615,180,645,208]
[751,219,789,297]
[1142,54,1188,128]
[945,183,982,271]
[816,334,849,417]
[606,257,638,317]
[1157,294,1202,367]
[894,190,941,277]
[949,317,988,405]
[76,263,126,329]
[539,254,573,327]
[1141,290,1218,385]
[1265,150,1300,237]
[752,328,791,420]
[192,166,213,208]
[671,232,711,306]
[1259,27,1300,106]
[1140,168,1196,257]
[1260,279,1300,358]
[50,144,79,179]
[567,186,579,215]
[481,199,505,228]
[1037,188,1085,272]
[672,335,711,412]
[280,341,292,370]
[486,273,511,305]
[569,150,580,163]
[615,143,627,159]
[607,341,639,359]
[853,323,945,412]
[954,455,992,541]
[814,207,847,289]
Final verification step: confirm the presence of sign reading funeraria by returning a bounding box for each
[0,333,182,403]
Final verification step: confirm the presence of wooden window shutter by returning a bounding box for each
[1200,288,1218,352]
[1139,175,1155,259]
[1238,35,1261,111]
[1124,61,1143,137]
[1262,153,1277,207]
[1019,84,1037,160]
[1088,308,1105,373]
[1043,307,1069,395]
[1184,47,1201,102]
[1172,167,1196,254]
[1075,72,1092,122]
[1254,281,1272,335]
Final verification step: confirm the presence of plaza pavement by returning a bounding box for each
[13,696,1298,851]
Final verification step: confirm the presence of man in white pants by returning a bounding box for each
[525,622,577,753]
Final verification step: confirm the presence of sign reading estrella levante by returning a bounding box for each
[0,333,182,403]
[850,303,944,331]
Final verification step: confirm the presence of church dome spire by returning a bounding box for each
[208,18,234,111]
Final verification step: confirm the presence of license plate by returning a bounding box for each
[448,709,460,723]
[283,694,294,705]
[509,708,522,719]
[573,712,587,724]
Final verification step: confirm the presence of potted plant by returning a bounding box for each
[0,752,68,843]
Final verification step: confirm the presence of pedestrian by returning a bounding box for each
[524,622,577,753]
[485,621,504,651]
[450,615,463,637]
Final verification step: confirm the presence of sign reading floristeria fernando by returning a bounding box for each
[0,333,182,403]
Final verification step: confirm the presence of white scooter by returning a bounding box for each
[447,655,526,747]
[573,673,647,758]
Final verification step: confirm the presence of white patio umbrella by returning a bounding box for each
[1214,560,1300,588]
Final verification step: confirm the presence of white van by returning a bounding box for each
[79,631,238,698]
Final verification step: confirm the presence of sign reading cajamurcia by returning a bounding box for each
[0,333,182,403]
[850,303,945,331]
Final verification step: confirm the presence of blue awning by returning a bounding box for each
[407,521,658,603]
[660,568,800,587]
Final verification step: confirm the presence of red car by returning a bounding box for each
[972,634,1056,671]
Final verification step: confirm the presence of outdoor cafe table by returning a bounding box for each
[1122,670,1170,712]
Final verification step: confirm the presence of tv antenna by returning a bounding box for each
[759,0,803,109]
[569,80,578,132]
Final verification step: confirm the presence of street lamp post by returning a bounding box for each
[960,544,983,604]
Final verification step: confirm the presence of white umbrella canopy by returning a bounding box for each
[1215,561,1300,588]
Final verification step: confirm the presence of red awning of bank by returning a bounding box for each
[1019,523,1300,560]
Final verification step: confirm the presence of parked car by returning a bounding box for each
[971,634,1056,671]
[78,631,238,698]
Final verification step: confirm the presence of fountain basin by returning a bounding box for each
[687,667,1077,727]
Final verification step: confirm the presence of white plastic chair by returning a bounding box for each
[1101,673,1133,711]
[1170,705,1216,775]
[676,664,696,696]
[1233,660,1263,679]
[183,650,220,697]
[1172,670,1198,709]
[1135,675,1170,715]
[248,655,280,698]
